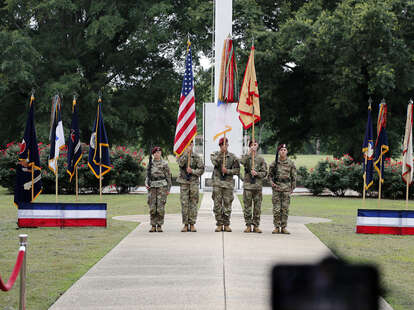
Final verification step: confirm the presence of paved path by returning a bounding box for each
[49,193,392,310]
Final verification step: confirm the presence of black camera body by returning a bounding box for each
[272,257,381,310]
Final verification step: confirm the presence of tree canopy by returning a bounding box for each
[1,0,414,160]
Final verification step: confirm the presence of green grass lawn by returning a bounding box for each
[0,192,181,310]
[3,186,413,309]
[260,196,414,310]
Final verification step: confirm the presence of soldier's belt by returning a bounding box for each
[150,179,168,187]
[276,178,290,183]
[151,176,165,181]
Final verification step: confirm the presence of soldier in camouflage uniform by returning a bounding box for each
[176,140,204,232]
[240,141,268,233]
[268,144,296,234]
[145,146,172,233]
[211,137,240,232]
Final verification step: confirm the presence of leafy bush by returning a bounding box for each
[299,154,414,199]
[110,146,144,193]
[0,142,145,194]
[0,142,20,193]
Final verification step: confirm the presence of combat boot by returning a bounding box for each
[215,225,223,232]
[181,225,188,232]
[253,226,262,233]
[224,225,232,232]
[281,227,290,234]
[156,225,163,232]
[244,225,252,233]
[149,226,156,233]
[190,224,197,232]
[272,227,281,234]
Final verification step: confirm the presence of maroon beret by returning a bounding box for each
[277,144,287,152]
[219,137,228,145]
[152,146,162,154]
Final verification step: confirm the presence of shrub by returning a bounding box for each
[0,142,145,195]
[0,142,20,193]
[110,146,144,193]
[299,154,414,199]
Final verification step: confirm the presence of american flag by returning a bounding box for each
[174,41,197,155]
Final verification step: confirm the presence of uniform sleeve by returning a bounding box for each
[210,152,220,167]
[164,162,172,191]
[177,154,187,168]
[227,156,240,176]
[240,154,249,166]
[290,162,297,191]
[257,158,268,179]
[192,156,205,177]
[268,161,275,183]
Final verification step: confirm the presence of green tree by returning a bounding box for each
[0,0,213,152]
[274,0,414,159]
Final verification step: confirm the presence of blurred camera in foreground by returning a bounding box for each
[272,257,382,310]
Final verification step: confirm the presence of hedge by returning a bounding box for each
[0,142,145,194]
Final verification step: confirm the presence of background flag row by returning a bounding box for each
[14,94,111,206]
[48,95,65,174]
[14,95,42,207]
[67,96,83,181]
[362,102,374,192]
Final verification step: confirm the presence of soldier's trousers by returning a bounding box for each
[272,190,291,228]
[212,186,234,226]
[180,183,199,225]
[242,188,262,226]
[148,186,168,226]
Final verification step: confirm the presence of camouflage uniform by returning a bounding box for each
[145,159,172,227]
[176,152,204,225]
[211,151,240,226]
[268,158,296,229]
[240,154,267,227]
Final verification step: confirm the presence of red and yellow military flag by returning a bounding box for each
[237,45,260,129]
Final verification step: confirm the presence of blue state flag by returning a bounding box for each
[362,105,374,190]
[14,95,42,207]
[88,98,112,178]
[67,97,83,181]
[374,100,389,183]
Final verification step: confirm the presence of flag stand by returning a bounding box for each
[56,168,58,202]
[75,167,78,201]
[31,165,34,201]
[406,183,409,210]
[99,144,102,200]
[378,156,382,208]
[362,155,367,208]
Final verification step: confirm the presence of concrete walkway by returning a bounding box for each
[49,193,392,310]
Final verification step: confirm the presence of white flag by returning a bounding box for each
[48,95,65,174]
[402,102,413,184]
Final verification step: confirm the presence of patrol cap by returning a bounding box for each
[152,146,162,154]
[219,137,228,146]
[277,144,287,152]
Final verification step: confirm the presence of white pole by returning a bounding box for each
[19,234,28,310]
[214,0,232,104]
